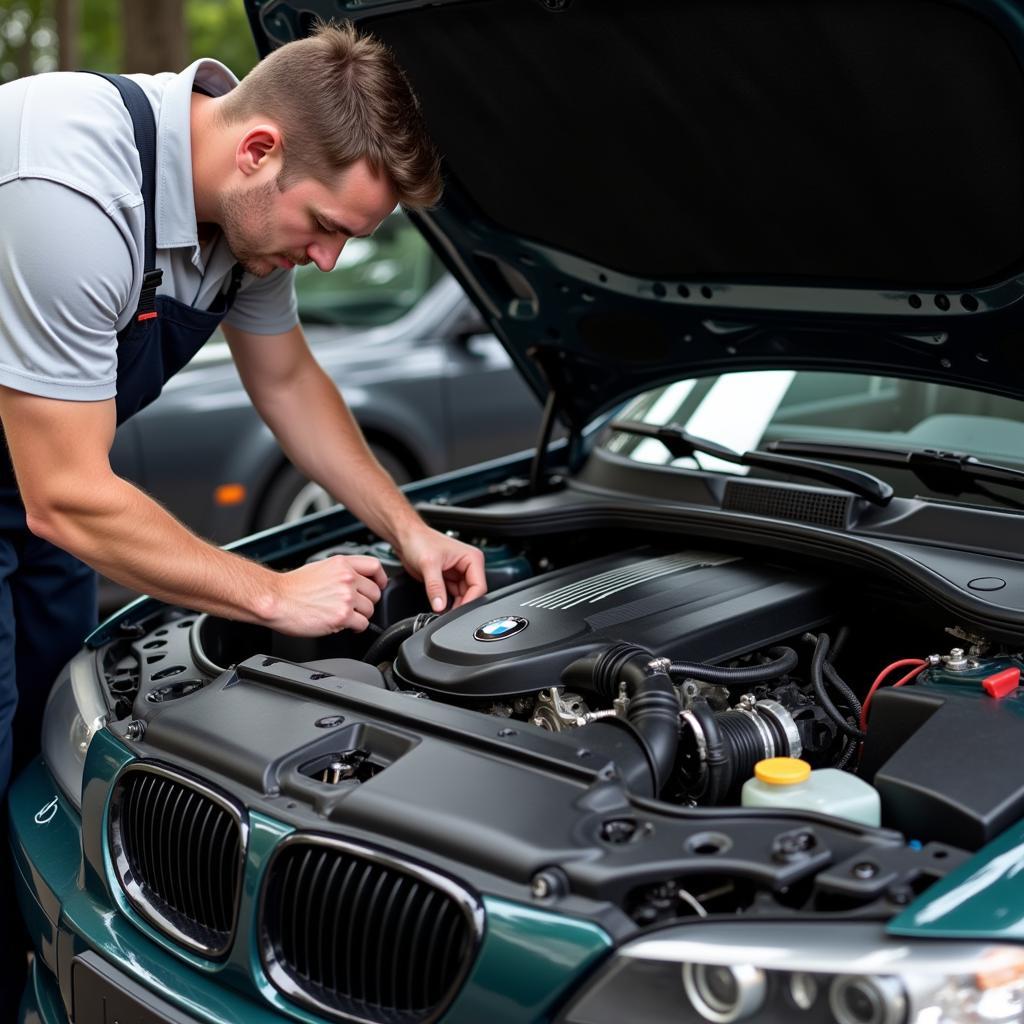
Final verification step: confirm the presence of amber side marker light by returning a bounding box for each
[214,484,247,506]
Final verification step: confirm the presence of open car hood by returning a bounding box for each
[246,0,1024,428]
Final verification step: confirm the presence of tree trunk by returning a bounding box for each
[14,32,33,80]
[120,0,187,74]
[56,0,80,71]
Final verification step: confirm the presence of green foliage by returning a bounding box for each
[0,1,57,81]
[187,0,257,77]
[79,0,118,71]
[1,0,258,82]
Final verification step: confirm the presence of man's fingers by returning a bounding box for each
[350,593,376,622]
[354,575,382,605]
[452,551,487,607]
[419,555,448,612]
[343,610,371,633]
[344,555,388,590]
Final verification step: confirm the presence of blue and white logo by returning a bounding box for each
[473,615,529,642]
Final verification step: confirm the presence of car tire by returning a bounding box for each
[255,447,414,530]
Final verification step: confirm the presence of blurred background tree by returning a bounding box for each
[0,0,257,83]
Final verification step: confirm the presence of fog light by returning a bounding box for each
[682,962,766,1022]
[829,974,906,1024]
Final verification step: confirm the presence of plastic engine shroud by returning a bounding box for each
[392,547,831,699]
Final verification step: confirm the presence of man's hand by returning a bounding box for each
[223,323,488,614]
[392,526,487,612]
[268,555,388,636]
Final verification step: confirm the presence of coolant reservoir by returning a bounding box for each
[741,757,881,826]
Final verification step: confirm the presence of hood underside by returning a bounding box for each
[246,0,1024,425]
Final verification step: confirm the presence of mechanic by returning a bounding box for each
[0,24,487,807]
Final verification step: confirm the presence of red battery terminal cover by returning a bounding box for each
[982,667,1021,699]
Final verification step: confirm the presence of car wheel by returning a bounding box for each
[255,447,414,530]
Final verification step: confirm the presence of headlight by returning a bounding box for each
[557,922,1024,1024]
[41,648,107,810]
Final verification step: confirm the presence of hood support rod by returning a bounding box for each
[530,390,559,495]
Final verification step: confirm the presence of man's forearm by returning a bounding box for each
[0,385,391,637]
[255,360,430,547]
[27,473,284,624]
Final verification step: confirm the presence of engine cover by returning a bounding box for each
[393,547,830,698]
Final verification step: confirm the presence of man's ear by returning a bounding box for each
[235,125,282,177]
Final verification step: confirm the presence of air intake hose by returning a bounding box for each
[563,643,679,797]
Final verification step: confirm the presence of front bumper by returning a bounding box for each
[10,733,611,1024]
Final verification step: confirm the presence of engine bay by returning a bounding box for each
[94,525,1024,928]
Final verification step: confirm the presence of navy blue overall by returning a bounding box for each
[0,73,243,800]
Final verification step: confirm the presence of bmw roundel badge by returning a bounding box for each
[473,615,529,642]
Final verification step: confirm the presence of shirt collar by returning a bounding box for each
[155,58,239,265]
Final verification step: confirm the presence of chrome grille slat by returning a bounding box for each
[151,778,170,901]
[261,837,482,1024]
[408,890,435,1010]
[147,776,163,897]
[318,856,343,995]
[331,859,358,995]
[309,851,329,995]
[395,881,418,1012]
[167,786,188,914]
[423,902,449,1000]
[362,869,389,1005]
[293,849,313,977]
[345,862,373,999]
[109,764,245,959]
[195,801,217,927]
[280,854,299,974]
[437,905,461,994]
[376,874,404,1009]
[181,791,201,922]
[208,812,226,931]
[299,843,317,978]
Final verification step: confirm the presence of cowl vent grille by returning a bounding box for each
[723,480,853,529]
[261,836,483,1024]
[108,764,245,958]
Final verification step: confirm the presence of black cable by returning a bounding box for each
[833,732,858,770]
[823,661,862,718]
[668,646,798,685]
[807,634,865,740]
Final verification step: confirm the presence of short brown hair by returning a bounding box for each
[221,21,441,208]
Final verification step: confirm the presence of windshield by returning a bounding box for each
[604,371,1024,497]
[293,210,445,328]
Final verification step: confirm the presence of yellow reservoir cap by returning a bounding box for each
[754,757,811,785]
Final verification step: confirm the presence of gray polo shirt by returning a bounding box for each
[0,61,299,402]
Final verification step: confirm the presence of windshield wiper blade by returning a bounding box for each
[764,440,1024,501]
[609,420,894,505]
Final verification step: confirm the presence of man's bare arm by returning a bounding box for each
[224,322,428,541]
[0,385,387,636]
[224,322,487,609]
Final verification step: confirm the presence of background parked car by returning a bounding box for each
[108,210,542,544]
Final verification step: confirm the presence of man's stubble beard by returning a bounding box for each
[218,178,280,278]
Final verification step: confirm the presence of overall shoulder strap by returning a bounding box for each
[80,71,162,322]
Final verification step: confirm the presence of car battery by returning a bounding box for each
[861,655,1024,849]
